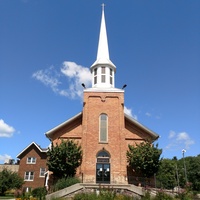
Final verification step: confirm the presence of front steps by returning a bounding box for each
[45,183,144,200]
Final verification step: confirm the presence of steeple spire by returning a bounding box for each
[96,4,110,62]
[90,5,116,89]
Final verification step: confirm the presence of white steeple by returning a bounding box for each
[90,4,116,89]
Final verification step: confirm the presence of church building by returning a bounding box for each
[45,6,159,185]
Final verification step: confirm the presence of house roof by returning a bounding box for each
[17,142,48,159]
[45,112,82,140]
[125,113,159,141]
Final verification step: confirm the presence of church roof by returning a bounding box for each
[125,113,159,141]
[45,112,82,140]
[45,112,159,142]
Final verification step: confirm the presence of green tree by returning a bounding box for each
[156,159,176,189]
[0,168,24,196]
[182,155,200,191]
[47,140,82,179]
[127,142,162,178]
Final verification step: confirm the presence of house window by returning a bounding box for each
[110,69,113,84]
[94,68,97,84]
[101,67,106,83]
[99,114,108,142]
[40,168,46,177]
[27,157,36,164]
[24,172,34,181]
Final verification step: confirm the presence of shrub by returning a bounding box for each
[99,189,116,200]
[73,192,98,200]
[31,187,47,200]
[73,191,139,200]
[175,191,194,200]
[53,177,80,192]
[141,191,151,200]
[153,191,173,200]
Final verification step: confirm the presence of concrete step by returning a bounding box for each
[46,183,144,200]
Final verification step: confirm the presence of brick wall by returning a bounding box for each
[81,91,127,184]
[18,145,47,191]
[50,90,153,184]
[0,164,19,172]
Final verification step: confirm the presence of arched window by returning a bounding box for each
[97,150,110,158]
[99,114,108,142]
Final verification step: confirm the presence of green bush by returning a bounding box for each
[141,191,151,200]
[175,191,194,200]
[73,192,98,200]
[153,191,173,200]
[31,187,47,200]
[73,191,139,200]
[53,177,80,192]
[99,189,116,200]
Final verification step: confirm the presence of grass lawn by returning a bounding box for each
[0,195,15,199]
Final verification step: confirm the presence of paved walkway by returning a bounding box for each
[0,199,15,200]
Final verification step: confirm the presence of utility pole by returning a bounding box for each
[182,149,188,184]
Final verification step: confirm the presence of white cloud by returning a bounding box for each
[166,130,194,151]
[176,132,195,149]
[0,119,15,137]
[124,106,138,120]
[0,154,12,163]
[145,112,151,117]
[155,115,161,119]
[33,61,92,99]
[61,61,92,98]
[32,66,61,93]
[168,130,176,139]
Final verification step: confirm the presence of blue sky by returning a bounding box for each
[0,0,199,164]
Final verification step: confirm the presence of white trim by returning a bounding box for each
[84,88,124,93]
[45,112,82,139]
[39,167,46,177]
[24,171,34,181]
[17,142,47,158]
[124,113,159,140]
[26,157,36,164]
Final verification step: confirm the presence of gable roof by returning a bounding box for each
[17,142,48,159]
[45,112,82,140]
[125,113,159,141]
[45,111,159,142]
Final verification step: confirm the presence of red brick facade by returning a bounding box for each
[46,90,158,184]
[17,142,47,192]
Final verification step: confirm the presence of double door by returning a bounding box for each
[96,163,110,183]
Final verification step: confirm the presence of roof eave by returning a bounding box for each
[17,142,48,159]
[45,112,82,140]
[124,113,159,141]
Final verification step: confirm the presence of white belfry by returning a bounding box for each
[91,5,116,89]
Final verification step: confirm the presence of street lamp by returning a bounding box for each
[182,149,188,183]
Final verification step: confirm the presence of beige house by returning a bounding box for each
[0,162,19,173]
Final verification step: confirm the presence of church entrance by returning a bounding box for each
[96,150,110,183]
